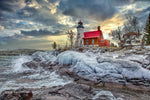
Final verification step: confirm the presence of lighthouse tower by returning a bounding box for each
[76,20,84,47]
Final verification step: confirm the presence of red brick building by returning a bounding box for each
[83,26,110,47]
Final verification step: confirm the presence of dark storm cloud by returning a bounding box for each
[138,7,150,14]
[58,0,148,21]
[0,0,149,38]
[16,0,58,26]
[0,0,13,12]
[0,0,26,26]
[58,0,138,21]
[0,0,136,28]
[0,34,24,40]
[0,34,25,45]
[135,6,150,25]
[0,0,18,12]
[36,0,60,3]
[21,29,62,36]
[0,0,59,25]
[0,0,26,12]
[59,0,117,21]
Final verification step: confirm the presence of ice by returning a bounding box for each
[145,46,150,49]
[0,71,72,93]
[92,90,123,100]
[57,51,86,65]
[118,54,149,64]
[57,51,150,82]
[32,51,56,62]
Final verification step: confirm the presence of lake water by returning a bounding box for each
[0,54,72,93]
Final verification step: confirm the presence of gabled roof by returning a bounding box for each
[83,30,102,39]
[123,32,141,37]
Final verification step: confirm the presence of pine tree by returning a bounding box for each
[52,42,57,49]
[144,13,150,45]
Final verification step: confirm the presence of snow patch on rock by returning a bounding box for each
[92,91,123,100]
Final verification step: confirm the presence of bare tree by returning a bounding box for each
[110,27,122,42]
[110,16,142,48]
[67,30,75,48]
[109,27,124,48]
[123,16,139,33]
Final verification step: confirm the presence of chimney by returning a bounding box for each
[98,26,100,31]
[138,30,140,35]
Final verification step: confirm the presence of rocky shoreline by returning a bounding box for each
[1,47,150,100]
[23,59,150,92]
[1,82,150,100]
[22,47,150,91]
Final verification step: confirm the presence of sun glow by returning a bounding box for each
[46,34,69,47]
[101,14,124,34]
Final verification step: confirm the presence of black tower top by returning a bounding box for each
[77,20,84,28]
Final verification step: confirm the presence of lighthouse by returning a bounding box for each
[76,20,84,47]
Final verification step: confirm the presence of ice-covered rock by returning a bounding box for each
[57,51,150,83]
[32,51,56,62]
[145,46,150,49]
[57,51,86,65]
[23,51,57,70]
[92,91,123,100]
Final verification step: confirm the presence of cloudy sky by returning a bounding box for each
[0,0,150,50]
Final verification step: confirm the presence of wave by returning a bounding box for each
[0,51,72,93]
[11,55,33,73]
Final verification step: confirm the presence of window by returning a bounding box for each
[131,35,136,40]
[80,40,82,45]
[86,40,89,45]
[126,41,131,44]
[92,39,94,44]
[136,40,140,43]
[101,40,104,43]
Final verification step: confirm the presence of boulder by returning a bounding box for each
[23,61,38,69]
[33,58,42,62]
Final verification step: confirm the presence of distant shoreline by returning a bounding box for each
[0,49,44,56]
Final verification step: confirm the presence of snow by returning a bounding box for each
[145,46,150,49]
[118,54,149,66]
[92,91,123,100]
[57,50,150,82]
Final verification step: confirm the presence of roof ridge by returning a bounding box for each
[84,30,101,33]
